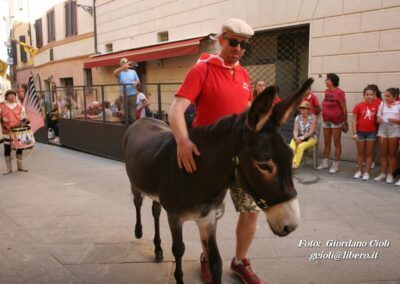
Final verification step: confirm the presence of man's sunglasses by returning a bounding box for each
[224,37,250,49]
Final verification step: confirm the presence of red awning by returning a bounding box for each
[84,36,206,68]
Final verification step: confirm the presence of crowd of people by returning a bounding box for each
[252,72,400,188]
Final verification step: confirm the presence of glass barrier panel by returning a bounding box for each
[83,86,102,122]
[54,88,70,119]
[103,85,124,124]
[68,87,85,119]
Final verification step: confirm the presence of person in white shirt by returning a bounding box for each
[374,88,400,184]
[135,84,149,120]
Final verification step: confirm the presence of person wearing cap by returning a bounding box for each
[113,57,140,123]
[169,18,261,284]
[289,101,318,169]
[0,90,29,174]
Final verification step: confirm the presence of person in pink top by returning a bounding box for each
[374,88,400,184]
[317,73,348,173]
[352,86,379,181]
[16,86,26,105]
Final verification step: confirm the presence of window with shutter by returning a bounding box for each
[65,0,77,37]
[35,19,43,48]
[47,10,55,42]
[19,35,27,63]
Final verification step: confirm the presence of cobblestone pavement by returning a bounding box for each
[0,143,399,284]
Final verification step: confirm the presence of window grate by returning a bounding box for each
[241,26,310,142]
[241,26,309,98]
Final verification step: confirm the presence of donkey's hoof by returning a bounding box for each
[135,226,143,239]
[155,250,163,262]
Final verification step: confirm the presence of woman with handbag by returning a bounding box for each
[317,73,348,173]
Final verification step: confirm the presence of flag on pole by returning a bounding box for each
[23,74,45,133]
[18,41,39,65]
[0,60,8,78]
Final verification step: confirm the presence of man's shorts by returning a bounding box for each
[323,121,343,129]
[378,123,400,138]
[230,183,261,212]
[357,131,377,141]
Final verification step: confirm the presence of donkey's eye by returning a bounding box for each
[257,161,273,172]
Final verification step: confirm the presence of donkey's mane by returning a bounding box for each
[188,113,244,149]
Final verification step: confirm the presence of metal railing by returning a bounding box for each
[37,82,181,126]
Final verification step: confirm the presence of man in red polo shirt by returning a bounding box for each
[169,18,260,284]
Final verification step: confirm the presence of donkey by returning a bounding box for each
[123,78,314,284]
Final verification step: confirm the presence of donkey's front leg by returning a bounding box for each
[168,214,185,284]
[197,212,222,284]
[132,188,143,239]
[152,201,163,262]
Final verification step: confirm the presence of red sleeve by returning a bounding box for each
[312,94,320,107]
[176,63,207,103]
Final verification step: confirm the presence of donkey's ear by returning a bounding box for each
[272,78,314,126]
[245,86,277,132]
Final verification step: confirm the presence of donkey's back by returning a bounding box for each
[124,117,227,214]
[123,118,174,198]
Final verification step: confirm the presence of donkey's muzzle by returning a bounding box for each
[264,197,300,237]
[277,224,298,237]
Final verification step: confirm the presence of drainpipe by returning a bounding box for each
[27,0,32,46]
[93,0,99,54]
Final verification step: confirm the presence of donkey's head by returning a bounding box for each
[235,78,314,236]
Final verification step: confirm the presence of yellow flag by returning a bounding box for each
[0,60,8,78]
[18,41,39,64]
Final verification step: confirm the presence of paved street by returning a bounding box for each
[0,143,400,284]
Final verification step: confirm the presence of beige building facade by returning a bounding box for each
[12,21,34,87]
[12,0,96,92]
[32,0,95,90]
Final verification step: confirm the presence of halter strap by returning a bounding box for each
[232,155,268,210]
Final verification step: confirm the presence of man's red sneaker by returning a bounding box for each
[200,253,212,284]
[230,257,261,284]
